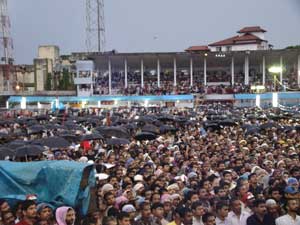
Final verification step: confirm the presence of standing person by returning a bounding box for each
[246,199,275,225]
[55,207,75,225]
[275,199,300,225]
[191,201,206,225]
[215,201,229,225]
[15,200,37,225]
[227,198,250,225]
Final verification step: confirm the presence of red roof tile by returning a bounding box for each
[238,26,266,33]
[185,46,210,52]
[209,34,265,47]
[208,35,239,46]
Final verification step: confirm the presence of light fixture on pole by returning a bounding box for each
[268,66,283,91]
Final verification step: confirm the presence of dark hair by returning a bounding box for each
[102,216,116,225]
[117,212,130,221]
[174,206,192,218]
[81,217,97,225]
[248,173,257,180]
[216,201,229,211]
[202,212,215,223]
[103,191,114,201]
[253,199,265,208]
[191,201,205,210]
[151,202,164,210]
[139,201,151,210]
[22,200,36,211]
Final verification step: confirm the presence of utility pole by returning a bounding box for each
[86,0,106,53]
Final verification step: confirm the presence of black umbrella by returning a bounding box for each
[260,122,279,130]
[97,127,130,139]
[157,114,174,122]
[0,147,15,160]
[106,138,130,145]
[135,115,157,123]
[0,132,9,140]
[159,125,177,134]
[80,133,104,141]
[60,133,79,142]
[27,125,45,135]
[6,140,30,149]
[135,132,157,141]
[245,127,260,136]
[204,123,221,131]
[35,115,49,121]
[142,124,160,134]
[217,120,238,127]
[15,145,45,157]
[39,137,70,148]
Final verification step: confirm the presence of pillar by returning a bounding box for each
[173,57,177,86]
[231,57,234,85]
[244,54,249,85]
[157,58,160,88]
[262,56,266,86]
[298,55,300,87]
[108,59,112,95]
[280,56,283,84]
[21,97,26,109]
[124,59,128,88]
[204,57,207,86]
[141,59,144,88]
[190,58,193,86]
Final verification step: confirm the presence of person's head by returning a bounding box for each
[82,217,97,225]
[266,199,279,216]
[191,201,206,218]
[151,203,164,219]
[22,200,37,221]
[117,212,131,225]
[37,203,53,221]
[286,199,299,213]
[0,199,11,213]
[102,216,117,225]
[104,191,116,206]
[202,212,216,225]
[216,201,229,219]
[230,198,241,215]
[140,202,151,219]
[55,206,76,225]
[173,206,193,225]
[253,199,267,216]
[1,211,15,225]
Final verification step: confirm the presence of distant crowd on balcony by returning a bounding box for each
[85,68,300,96]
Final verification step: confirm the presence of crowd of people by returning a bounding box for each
[1,104,300,225]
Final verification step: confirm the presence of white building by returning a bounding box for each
[74,60,95,96]
[209,26,270,52]
[187,26,271,53]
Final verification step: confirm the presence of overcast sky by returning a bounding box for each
[9,0,300,64]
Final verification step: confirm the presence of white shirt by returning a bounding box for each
[192,216,204,225]
[276,214,300,225]
[227,211,250,225]
[216,217,229,225]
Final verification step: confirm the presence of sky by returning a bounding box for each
[9,0,300,64]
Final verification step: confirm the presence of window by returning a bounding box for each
[216,47,222,52]
[226,46,232,52]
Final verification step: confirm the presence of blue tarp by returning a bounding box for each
[0,160,96,215]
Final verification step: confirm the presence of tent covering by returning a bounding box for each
[0,160,96,215]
